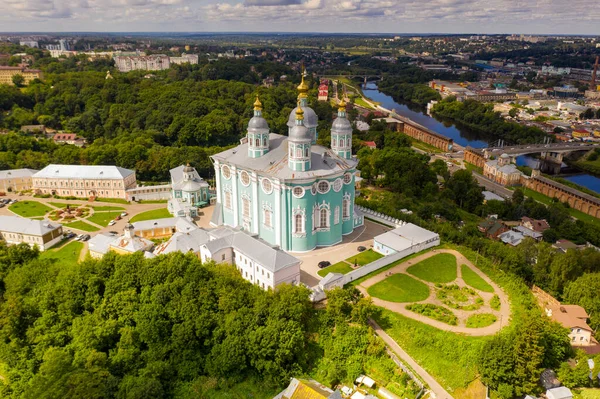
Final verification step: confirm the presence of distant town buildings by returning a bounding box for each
[114,54,170,72]
[0,66,42,86]
[483,154,523,186]
[169,53,198,65]
[32,165,137,199]
[0,216,63,251]
[19,40,39,48]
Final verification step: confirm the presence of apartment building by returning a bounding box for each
[0,169,38,192]
[0,216,63,251]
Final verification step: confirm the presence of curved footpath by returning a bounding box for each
[358,249,511,336]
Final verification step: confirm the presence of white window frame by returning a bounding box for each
[263,206,273,228]
[334,206,340,224]
[224,190,232,210]
[242,196,251,220]
[317,180,330,194]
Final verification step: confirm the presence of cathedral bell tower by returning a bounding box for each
[331,100,352,159]
[288,101,312,171]
[247,95,270,158]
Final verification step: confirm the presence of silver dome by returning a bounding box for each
[289,124,312,142]
[287,106,318,128]
[248,116,269,131]
[332,116,352,132]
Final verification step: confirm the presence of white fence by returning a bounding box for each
[356,205,406,228]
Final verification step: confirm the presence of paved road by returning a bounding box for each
[472,172,514,199]
[369,319,454,399]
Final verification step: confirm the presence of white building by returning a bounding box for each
[373,223,440,256]
[169,54,198,65]
[0,216,63,251]
[114,55,170,72]
[88,224,153,259]
[33,164,136,199]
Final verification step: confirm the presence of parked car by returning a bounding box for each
[108,231,118,235]
[80,234,91,241]
[318,261,331,269]
[115,215,121,220]
[120,212,128,217]
[0,203,4,208]
[108,220,116,226]
[357,246,366,252]
[64,232,76,239]
[75,234,84,241]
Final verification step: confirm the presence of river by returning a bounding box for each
[363,82,600,194]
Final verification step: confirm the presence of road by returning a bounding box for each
[370,319,454,399]
[472,172,514,199]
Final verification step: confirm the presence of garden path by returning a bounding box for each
[358,249,511,336]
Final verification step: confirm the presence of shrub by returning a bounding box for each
[406,303,458,325]
[490,295,501,311]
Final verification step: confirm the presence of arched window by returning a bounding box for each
[333,137,337,147]
[255,138,260,147]
[296,147,302,158]
[264,208,272,228]
[262,136,267,146]
[289,144,293,157]
[224,191,232,209]
[304,146,309,157]
[343,198,350,219]
[319,208,329,228]
[242,197,251,219]
[294,213,304,233]
[340,138,345,147]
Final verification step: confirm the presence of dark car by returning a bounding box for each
[108,231,119,235]
[357,246,367,252]
[318,261,331,269]
[81,234,91,241]
[64,232,76,239]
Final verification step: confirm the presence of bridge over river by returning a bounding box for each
[482,142,599,163]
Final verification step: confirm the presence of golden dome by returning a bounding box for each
[297,67,308,98]
[253,95,262,111]
[295,101,304,120]
[338,100,346,111]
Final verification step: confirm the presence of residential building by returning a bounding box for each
[373,223,440,256]
[478,217,510,239]
[210,83,364,253]
[273,378,342,399]
[0,66,42,86]
[53,133,86,147]
[168,164,211,218]
[363,141,377,150]
[0,216,63,251]
[33,164,136,199]
[0,169,38,192]
[169,54,198,65]
[19,40,38,48]
[132,217,198,239]
[498,230,525,246]
[483,154,523,186]
[113,54,170,72]
[521,216,550,233]
[533,285,599,354]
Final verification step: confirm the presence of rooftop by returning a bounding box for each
[0,168,39,179]
[0,216,61,236]
[34,164,135,180]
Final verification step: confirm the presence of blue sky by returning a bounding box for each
[2,0,599,34]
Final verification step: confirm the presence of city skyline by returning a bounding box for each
[2,0,599,35]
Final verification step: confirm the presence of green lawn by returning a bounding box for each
[466,313,497,328]
[138,199,168,204]
[573,389,600,399]
[9,200,53,218]
[344,249,383,266]
[464,162,483,175]
[406,253,457,284]
[91,205,125,211]
[461,264,494,293]
[367,274,430,303]
[40,241,83,266]
[64,220,99,232]
[406,303,458,325]
[95,197,129,204]
[48,202,72,209]
[86,211,123,226]
[317,261,354,277]
[374,309,488,393]
[412,139,443,154]
[129,208,172,223]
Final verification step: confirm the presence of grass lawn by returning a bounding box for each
[138,199,168,204]
[406,253,457,284]
[130,208,172,223]
[317,261,354,277]
[64,220,99,232]
[374,308,489,393]
[95,197,129,204]
[466,313,497,328]
[367,274,430,303]
[406,303,458,325]
[573,389,600,399]
[354,96,375,109]
[345,249,383,266]
[40,241,83,266]
[87,211,123,226]
[412,139,443,154]
[9,200,53,218]
[464,162,483,175]
[48,202,72,209]
[91,205,125,211]
[461,264,494,293]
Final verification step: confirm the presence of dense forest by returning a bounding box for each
[0,242,397,398]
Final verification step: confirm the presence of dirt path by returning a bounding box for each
[370,319,454,399]
[358,249,511,336]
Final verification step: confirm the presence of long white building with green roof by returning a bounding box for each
[211,75,363,252]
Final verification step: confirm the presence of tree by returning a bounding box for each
[563,273,600,330]
[12,73,25,87]
[509,108,518,118]
[558,351,591,388]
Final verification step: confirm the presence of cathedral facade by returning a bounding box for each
[210,76,363,252]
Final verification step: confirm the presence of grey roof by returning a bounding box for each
[287,105,318,128]
[0,168,39,179]
[212,133,356,181]
[319,272,344,288]
[132,217,197,233]
[483,191,505,202]
[374,223,439,252]
[0,216,61,236]
[289,124,312,142]
[248,115,269,130]
[332,116,352,132]
[169,164,208,189]
[153,229,211,255]
[546,387,572,399]
[88,233,117,254]
[499,230,524,246]
[514,225,543,240]
[34,164,134,180]
[203,227,301,273]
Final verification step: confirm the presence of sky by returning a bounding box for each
[1,0,599,35]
